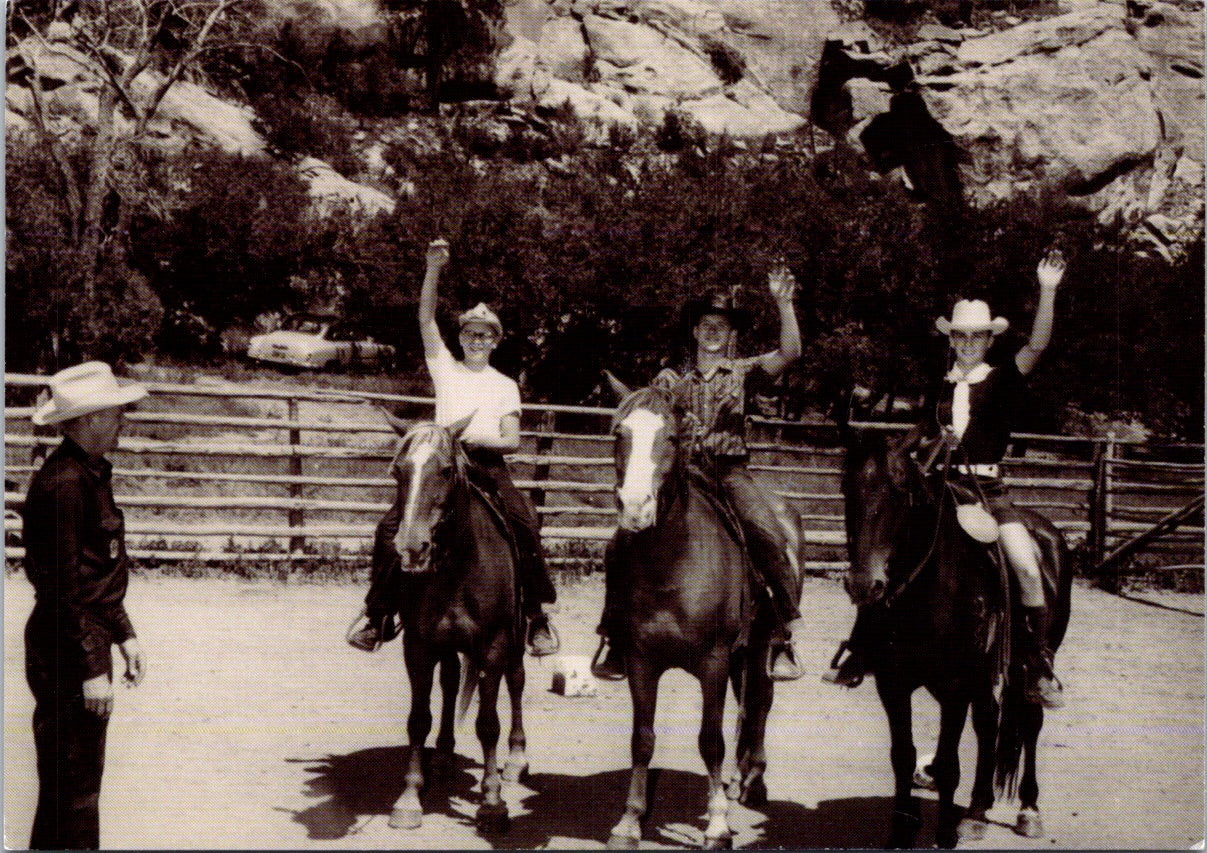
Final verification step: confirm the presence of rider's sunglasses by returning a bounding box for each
[460,330,498,342]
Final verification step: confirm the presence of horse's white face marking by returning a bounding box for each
[617,408,665,531]
[396,433,439,556]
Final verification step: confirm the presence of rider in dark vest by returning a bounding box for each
[826,250,1068,709]
[593,260,807,682]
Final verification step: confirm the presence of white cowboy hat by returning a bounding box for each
[458,303,503,336]
[32,361,148,426]
[935,299,1009,336]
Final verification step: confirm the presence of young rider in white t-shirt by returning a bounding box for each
[348,240,559,655]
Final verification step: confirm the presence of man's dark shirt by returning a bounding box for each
[23,437,135,681]
[931,357,1026,465]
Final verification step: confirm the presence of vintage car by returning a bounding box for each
[246,313,396,370]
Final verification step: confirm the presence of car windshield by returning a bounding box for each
[281,316,328,334]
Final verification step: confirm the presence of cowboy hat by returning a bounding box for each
[32,361,147,426]
[935,299,1009,336]
[683,290,752,331]
[458,303,503,336]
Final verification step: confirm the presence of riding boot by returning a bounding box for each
[1022,605,1063,709]
[592,535,629,680]
[823,606,873,688]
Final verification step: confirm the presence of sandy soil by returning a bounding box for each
[4,574,1203,850]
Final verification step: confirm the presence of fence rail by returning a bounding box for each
[5,373,1202,577]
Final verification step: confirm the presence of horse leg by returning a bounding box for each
[475,666,510,835]
[700,651,734,849]
[958,690,998,842]
[432,652,460,778]
[502,647,529,783]
[876,680,921,850]
[1015,703,1045,838]
[731,643,772,809]
[390,642,435,829]
[609,657,660,850]
[932,698,969,850]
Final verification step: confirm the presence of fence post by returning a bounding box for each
[1103,432,1118,591]
[1087,437,1107,576]
[287,396,305,561]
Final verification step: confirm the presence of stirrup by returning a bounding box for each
[346,610,383,652]
[526,615,560,656]
[591,637,626,680]
[767,640,803,681]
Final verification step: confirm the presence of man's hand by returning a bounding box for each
[119,638,145,688]
[83,673,113,717]
[427,238,450,272]
[1037,248,1066,289]
[768,257,797,302]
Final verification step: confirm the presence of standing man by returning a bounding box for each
[348,238,559,656]
[23,361,148,850]
[594,259,806,681]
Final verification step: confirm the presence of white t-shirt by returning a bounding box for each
[426,341,522,446]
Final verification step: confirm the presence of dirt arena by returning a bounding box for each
[4,573,1203,849]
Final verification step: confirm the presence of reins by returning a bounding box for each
[883,441,953,609]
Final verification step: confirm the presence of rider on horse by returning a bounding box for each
[348,238,560,657]
[826,249,1068,709]
[593,259,807,682]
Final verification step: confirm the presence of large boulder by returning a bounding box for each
[498,0,843,138]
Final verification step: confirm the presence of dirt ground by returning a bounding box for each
[4,573,1203,850]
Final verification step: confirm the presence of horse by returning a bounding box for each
[604,378,778,850]
[842,430,1072,848]
[380,413,529,836]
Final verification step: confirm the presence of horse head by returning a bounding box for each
[842,428,927,605]
[382,409,473,572]
[606,373,680,532]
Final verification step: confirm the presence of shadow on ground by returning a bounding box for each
[285,745,943,848]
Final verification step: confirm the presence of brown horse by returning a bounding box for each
[604,381,777,850]
[842,430,1072,848]
[381,416,528,836]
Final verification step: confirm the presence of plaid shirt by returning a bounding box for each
[654,357,763,461]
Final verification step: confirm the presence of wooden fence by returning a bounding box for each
[4,373,1202,578]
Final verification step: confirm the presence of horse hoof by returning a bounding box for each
[389,808,422,830]
[738,777,768,809]
[608,832,640,850]
[502,760,529,784]
[935,828,959,850]
[703,832,733,850]
[477,803,510,836]
[1016,808,1044,838]
[958,817,988,841]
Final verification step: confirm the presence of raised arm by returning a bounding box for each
[1015,249,1066,376]
[419,238,450,359]
[754,258,802,378]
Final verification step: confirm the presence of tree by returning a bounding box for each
[7,0,257,363]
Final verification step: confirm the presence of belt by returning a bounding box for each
[938,463,1000,478]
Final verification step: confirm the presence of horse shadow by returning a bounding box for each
[286,746,943,848]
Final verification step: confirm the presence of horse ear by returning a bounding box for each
[447,412,475,439]
[377,406,411,436]
[603,370,631,400]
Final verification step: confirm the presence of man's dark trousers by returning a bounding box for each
[26,629,107,851]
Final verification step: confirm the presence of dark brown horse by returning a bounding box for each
[842,431,1072,848]
[381,416,528,836]
[605,381,777,850]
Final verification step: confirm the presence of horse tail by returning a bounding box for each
[455,652,478,728]
[994,673,1025,798]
